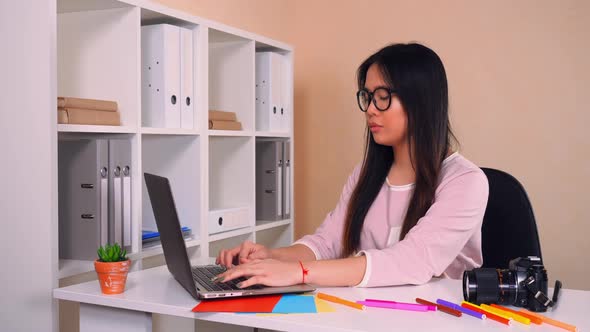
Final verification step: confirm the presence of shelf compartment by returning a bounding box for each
[209,29,255,132]
[57,0,134,14]
[255,222,293,249]
[141,244,202,271]
[209,136,255,211]
[209,231,253,259]
[58,256,141,280]
[58,6,140,128]
[58,259,96,279]
[58,135,141,261]
[139,237,200,260]
[140,22,201,131]
[208,226,253,243]
[141,135,201,243]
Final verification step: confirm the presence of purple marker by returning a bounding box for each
[366,298,436,311]
[358,300,430,312]
[436,299,486,320]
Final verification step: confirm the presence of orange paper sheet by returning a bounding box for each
[192,295,282,313]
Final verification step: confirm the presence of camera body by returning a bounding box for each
[463,256,549,312]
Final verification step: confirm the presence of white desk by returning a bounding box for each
[54,264,589,332]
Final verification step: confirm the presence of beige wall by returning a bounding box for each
[154,0,292,42]
[158,0,590,290]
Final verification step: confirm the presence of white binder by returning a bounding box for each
[179,27,194,129]
[142,24,181,128]
[256,52,284,132]
[280,55,290,132]
[271,53,283,132]
[208,207,250,235]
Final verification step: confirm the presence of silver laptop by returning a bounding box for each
[144,172,315,300]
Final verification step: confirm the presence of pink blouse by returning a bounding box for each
[295,152,489,287]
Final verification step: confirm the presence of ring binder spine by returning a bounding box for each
[123,166,132,247]
[100,167,108,246]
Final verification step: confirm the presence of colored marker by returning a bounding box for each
[358,300,430,312]
[481,304,531,325]
[461,302,512,326]
[520,309,578,332]
[415,298,462,317]
[317,292,365,310]
[365,298,436,311]
[490,304,542,324]
[436,299,486,320]
[475,304,512,321]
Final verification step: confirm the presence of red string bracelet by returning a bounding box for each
[298,260,309,284]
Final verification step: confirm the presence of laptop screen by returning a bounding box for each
[144,173,199,299]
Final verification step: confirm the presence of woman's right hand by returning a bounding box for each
[215,240,272,267]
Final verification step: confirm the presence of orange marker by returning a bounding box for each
[317,292,365,310]
[461,302,511,326]
[519,309,578,332]
[490,304,542,324]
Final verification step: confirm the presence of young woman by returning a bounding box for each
[213,43,489,288]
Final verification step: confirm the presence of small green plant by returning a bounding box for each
[97,243,128,262]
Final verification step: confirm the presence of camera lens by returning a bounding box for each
[463,268,517,305]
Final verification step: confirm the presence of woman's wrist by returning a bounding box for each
[268,247,290,261]
[290,256,367,286]
[268,248,277,260]
[297,260,309,284]
[268,244,317,262]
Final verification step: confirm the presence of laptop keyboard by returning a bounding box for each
[192,265,264,291]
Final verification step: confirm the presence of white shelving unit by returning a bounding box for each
[56,0,294,280]
[58,124,138,134]
[140,127,199,135]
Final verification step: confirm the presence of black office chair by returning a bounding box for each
[480,168,543,269]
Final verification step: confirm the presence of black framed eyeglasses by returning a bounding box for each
[356,87,396,112]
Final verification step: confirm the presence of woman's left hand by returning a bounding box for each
[213,259,301,288]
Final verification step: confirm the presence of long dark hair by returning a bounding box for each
[342,43,457,257]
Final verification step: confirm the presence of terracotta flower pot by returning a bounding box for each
[94,259,130,294]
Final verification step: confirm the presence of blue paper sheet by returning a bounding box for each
[271,294,317,314]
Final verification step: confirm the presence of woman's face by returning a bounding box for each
[364,64,408,147]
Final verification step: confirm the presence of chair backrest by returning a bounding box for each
[480,168,543,269]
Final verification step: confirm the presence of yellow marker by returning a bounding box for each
[461,301,513,321]
[481,304,531,325]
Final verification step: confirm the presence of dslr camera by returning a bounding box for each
[463,256,561,312]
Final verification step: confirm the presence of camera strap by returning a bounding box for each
[524,277,562,310]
